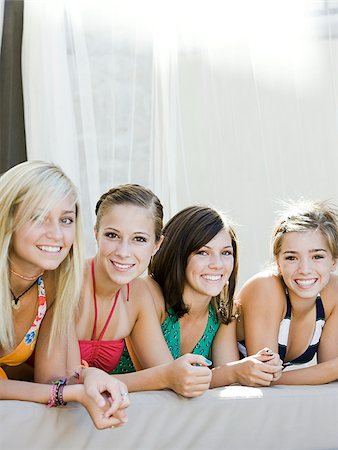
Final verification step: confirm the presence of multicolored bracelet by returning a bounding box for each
[47,378,68,408]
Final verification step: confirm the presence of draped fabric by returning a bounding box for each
[0,0,27,173]
[18,1,338,281]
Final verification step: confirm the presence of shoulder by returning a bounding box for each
[237,270,285,311]
[130,276,166,321]
[321,274,338,312]
[238,270,282,298]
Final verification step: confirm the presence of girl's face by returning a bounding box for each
[95,203,161,286]
[277,230,336,299]
[183,229,234,303]
[10,196,76,275]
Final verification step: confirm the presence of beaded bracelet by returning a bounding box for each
[47,378,68,408]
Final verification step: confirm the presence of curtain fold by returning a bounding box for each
[0,0,26,173]
[21,1,338,281]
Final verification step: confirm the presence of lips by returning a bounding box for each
[37,245,62,253]
[110,260,135,271]
[201,274,223,281]
[294,278,318,288]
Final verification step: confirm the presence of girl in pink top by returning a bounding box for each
[77,184,212,397]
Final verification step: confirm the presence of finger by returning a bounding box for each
[104,396,124,417]
[255,354,275,362]
[183,383,211,397]
[85,385,109,409]
[184,353,212,367]
[259,363,283,374]
[97,414,127,430]
[191,366,212,377]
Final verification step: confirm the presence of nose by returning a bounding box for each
[45,220,63,241]
[298,257,312,274]
[115,239,131,258]
[208,253,224,270]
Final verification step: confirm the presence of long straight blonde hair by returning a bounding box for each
[0,161,84,352]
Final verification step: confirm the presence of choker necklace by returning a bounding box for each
[10,268,44,281]
[10,278,39,310]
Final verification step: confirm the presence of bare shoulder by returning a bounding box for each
[321,274,338,312]
[238,270,281,298]
[129,276,165,321]
[237,270,285,311]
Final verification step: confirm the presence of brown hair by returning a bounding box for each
[95,184,163,242]
[149,206,238,324]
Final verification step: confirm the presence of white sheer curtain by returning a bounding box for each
[22,0,338,284]
[0,0,4,52]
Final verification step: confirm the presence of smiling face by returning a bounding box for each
[183,229,234,303]
[10,195,76,275]
[95,203,161,287]
[277,230,336,300]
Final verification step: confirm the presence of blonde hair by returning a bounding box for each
[272,199,338,260]
[0,160,84,352]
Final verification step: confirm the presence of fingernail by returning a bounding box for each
[204,358,212,365]
[122,417,128,423]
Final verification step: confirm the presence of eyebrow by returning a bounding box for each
[203,244,233,249]
[104,227,151,237]
[63,210,76,214]
[283,249,328,254]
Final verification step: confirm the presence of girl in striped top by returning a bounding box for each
[237,199,338,384]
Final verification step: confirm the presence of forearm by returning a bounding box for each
[114,365,168,392]
[275,358,338,385]
[0,378,82,404]
[210,363,238,388]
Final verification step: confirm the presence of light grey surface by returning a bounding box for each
[2,383,338,449]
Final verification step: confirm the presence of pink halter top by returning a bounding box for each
[79,260,126,372]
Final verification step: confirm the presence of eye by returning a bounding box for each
[134,236,147,243]
[61,217,74,225]
[105,232,118,239]
[222,250,233,256]
[285,256,296,261]
[196,250,208,256]
[313,254,324,260]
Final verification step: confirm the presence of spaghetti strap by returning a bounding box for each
[91,259,120,341]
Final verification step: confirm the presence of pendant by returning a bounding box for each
[11,299,20,310]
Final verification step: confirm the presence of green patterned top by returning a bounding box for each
[111,304,220,374]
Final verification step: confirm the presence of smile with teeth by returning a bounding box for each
[295,278,318,288]
[111,260,135,270]
[202,274,223,281]
[37,245,61,253]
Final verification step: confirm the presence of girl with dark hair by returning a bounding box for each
[119,205,283,387]
[76,185,212,397]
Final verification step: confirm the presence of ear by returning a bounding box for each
[94,225,98,242]
[276,260,281,275]
[331,259,337,273]
[152,235,164,256]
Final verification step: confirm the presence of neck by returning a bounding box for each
[287,289,317,316]
[92,257,122,301]
[182,292,210,319]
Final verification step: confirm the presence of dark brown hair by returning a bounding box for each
[149,205,238,324]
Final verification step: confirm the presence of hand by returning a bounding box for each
[75,384,128,430]
[82,367,130,418]
[254,348,283,382]
[166,353,212,397]
[229,353,283,387]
